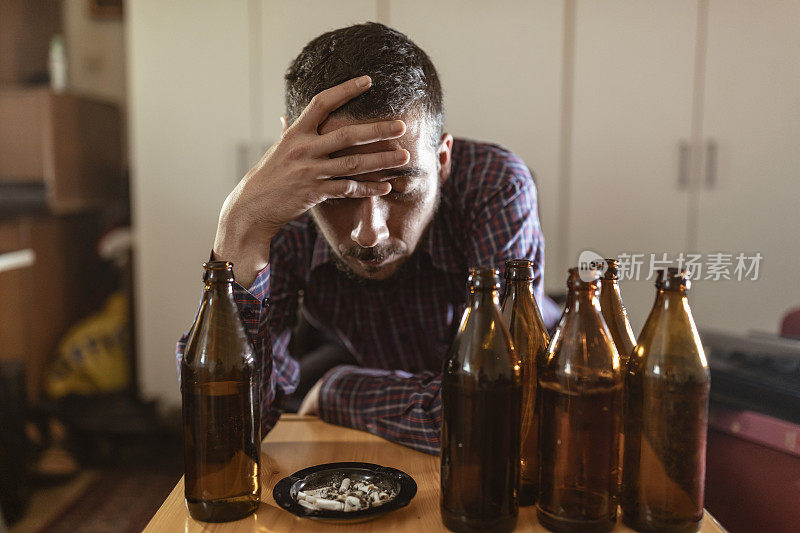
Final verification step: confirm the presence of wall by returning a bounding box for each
[128,2,252,407]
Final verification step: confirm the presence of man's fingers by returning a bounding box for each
[294,76,372,132]
[321,179,392,199]
[313,120,406,155]
[319,149,410,178]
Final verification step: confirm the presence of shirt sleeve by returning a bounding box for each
[175,261,301,435]
[317,366,441,455]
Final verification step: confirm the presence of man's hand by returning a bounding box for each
[213,75,410,287]
[297,378,324,416]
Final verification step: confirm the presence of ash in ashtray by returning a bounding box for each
[295,477,397,512]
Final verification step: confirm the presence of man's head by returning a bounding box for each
[285,23,452,281]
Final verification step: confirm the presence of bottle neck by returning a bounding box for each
[567,286,600,311]
[469,288,501,308]
[652,287,689,310]
[503,279,534,302]
[599,278,623,305]
[205,278,235,294]
[202,261,236,297]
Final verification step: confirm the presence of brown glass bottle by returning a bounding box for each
[441,267,522,533]
[501,259,550,506]
[598,258,636,494]
[599,259,637,367]
[622,268,709,533]
[537,268,621,533]
[181,261,261,522]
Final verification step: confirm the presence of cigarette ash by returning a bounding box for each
[294,476,397,513]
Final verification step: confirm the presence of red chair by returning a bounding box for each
[781,307,800,339]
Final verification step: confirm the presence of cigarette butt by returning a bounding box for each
[315,498,345,511]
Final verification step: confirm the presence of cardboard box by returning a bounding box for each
[0,88,123,211]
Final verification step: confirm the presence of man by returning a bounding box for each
[177,23,559,454]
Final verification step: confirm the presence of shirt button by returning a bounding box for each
[262,298,270,307]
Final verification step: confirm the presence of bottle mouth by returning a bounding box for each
[468,266,501,291]
[203,261,235,282]
[602,258,619,280]
[567,267,599,290]
[505,259,534,281]
[656,267,691,291]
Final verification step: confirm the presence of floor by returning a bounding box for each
[10,472,98,533]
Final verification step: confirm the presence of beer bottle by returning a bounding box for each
[599,259,636,367]
[181,261,261,522]
[621,268,710,533]
[501,259,550,506]
[537,268,621,533]
[598,258,636,493]
[441,267,522,533]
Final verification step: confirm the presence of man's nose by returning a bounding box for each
[350,197,389,248]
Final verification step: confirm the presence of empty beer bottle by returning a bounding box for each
[181,261,261,522]
[501,259,550,506]
[622,268,710,533]
[598,258,636,494]
[441,267,522,533]
[537,268,621,533]
[599,259,637,367]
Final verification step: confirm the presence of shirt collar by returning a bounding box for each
[310,231,334,271]
[420,202,463,274]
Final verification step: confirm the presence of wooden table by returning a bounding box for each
[145,415,726,532]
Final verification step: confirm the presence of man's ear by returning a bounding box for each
[437,133,454,184]
[280,114,289,133]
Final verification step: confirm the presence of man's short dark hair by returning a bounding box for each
[285,22,444,146]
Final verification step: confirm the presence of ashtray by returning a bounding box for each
[272,461,417,523]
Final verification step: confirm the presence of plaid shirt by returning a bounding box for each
[177,138,558,455]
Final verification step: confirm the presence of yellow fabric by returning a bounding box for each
[46,291,130,398]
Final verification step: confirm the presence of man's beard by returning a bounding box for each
[331,246,418,287]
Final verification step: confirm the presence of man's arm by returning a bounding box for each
[317,367,442,455]
[212,75,408,288]
[175,77,412,429]
[311,160,545,454]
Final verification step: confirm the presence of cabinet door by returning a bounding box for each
[691,0,800,333]
[388,0,565,291]
[258,1,379,147]
[569,0,698,332]
[129,1,252,405]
